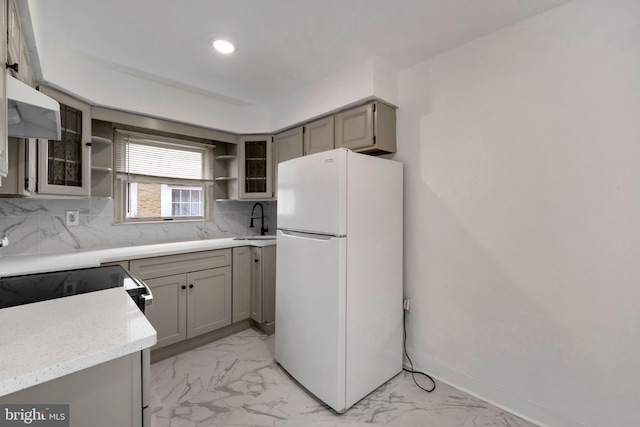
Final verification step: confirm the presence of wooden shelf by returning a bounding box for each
[91,136,112,146]
[215,176,237,181]
[91,166,113,173]
[216,155,236,161]
[90,134,113,198]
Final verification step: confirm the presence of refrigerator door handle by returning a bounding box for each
[278,228,345,240]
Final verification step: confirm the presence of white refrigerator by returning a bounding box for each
[275,148,403,413]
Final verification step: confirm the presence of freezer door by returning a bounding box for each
[275,229,347,412]
[277,148,347,236]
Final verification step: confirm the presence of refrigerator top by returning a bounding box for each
[277,148,348,236]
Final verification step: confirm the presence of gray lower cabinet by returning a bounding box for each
[232,246,251,322]
[187,267,233,336]
[250,246,276,334]
[130,249,232,351]
[143,274,187,348]
[1,351,147,427]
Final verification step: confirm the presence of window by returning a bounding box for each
[114,130,214,222]
[168,186,202,216]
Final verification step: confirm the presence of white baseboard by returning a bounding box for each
[404,348,591,427]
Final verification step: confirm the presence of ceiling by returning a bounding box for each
[26,0,572,109]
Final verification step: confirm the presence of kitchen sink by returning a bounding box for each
[233,236,277,240]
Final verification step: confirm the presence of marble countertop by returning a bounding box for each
[0,237,276,278]
[0,287,157,397]
[0,237,276,397]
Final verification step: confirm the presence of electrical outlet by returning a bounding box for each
[65,210,80,226]
[403,297,412,312]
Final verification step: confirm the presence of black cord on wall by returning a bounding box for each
[403,309,436,393]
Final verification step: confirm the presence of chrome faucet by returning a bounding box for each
[250,202,268,236]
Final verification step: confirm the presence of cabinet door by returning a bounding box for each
[275,127,303,164]
[0,0,8,178]
[261,245,277,324]
[274,127,302,198]
[250,247,263,322]
[304,116,334,155]
[6,0,19,76]
[144,274,187,350]
[38,87,92,196]
[232,246,251,322]
[239,135,273,200]
[1,352,143,427]
[335,103,374,151]
[187,266,232,338]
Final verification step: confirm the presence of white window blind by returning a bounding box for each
[114,130,214,181]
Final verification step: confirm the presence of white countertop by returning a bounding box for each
[0,237,276,397]
[0,287,157,397]
[0,237,276,278]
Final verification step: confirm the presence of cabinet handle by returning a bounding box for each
[181,285,186,290]
[189,284,194,289]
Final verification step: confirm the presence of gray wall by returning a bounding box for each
[0,199,276,257]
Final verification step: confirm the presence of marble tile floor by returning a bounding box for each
[150,328,538,427]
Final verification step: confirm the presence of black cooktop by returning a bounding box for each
[0,265,133,309]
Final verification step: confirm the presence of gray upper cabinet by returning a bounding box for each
[1,0,8,178]
[304,116,334,155]
[0,138,37,196]
[6,0,32,85]
[335,101,396,155]
[274,126,303,197]
[6,0,19,76]
[275,127,303,164]
[37,86,92,197]
[238,135,273,200]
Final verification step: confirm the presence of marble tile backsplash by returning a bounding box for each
[0,199,277,256]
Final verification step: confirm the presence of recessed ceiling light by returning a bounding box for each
[212,39,235,54]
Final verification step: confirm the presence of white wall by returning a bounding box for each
[36,43,272,134]
[37,42,397,135]
[395,1,640,426]
[269,55,399,132]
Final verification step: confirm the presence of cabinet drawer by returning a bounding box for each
[130,249,232,280]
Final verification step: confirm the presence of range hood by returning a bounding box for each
[7,74,61,140]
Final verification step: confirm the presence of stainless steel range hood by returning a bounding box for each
[7,75,61,140]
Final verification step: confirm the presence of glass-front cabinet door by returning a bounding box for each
[238,135,273,200]
[38,87,91,196]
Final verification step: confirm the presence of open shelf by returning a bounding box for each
[91,166,113,173]
[90,126,113,199]
[91,136,112,146]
